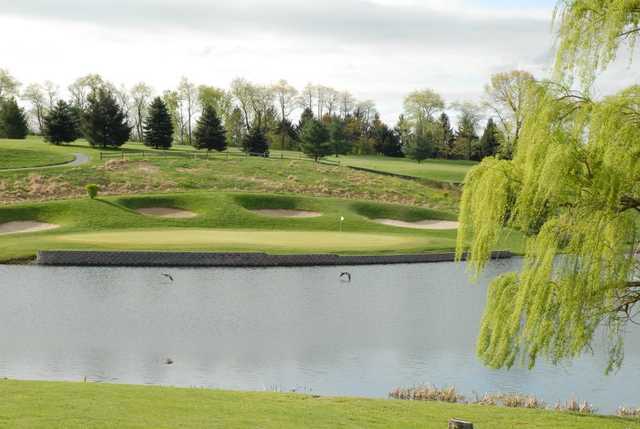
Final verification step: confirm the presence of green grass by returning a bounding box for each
[0,139,76,169]
[0,138,458,210]
[340,155,476,183]
[0,191,477,262]
[0,380,636,429]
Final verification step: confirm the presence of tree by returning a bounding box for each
[83,88,131,148]
[69,74,104,111]
[21,83,47,133]
[0,69,20,101]
[372,118,403,157]
[198,85,232,121]
[225,107,245,147]
[130,82,153,142]
[328,118,351,156]
[300,119,331,161]
[0,98,28,139]
[553,0,640,87]
[272,79,298,149]
[274,118,298,150]
[193,104,226,152]
[457,2,640,373]
[42,100,78,145]
[435,113,456,159]
[403,89,445,124]
[338,91,355,118]
[452,101,482,160]
[242,125,269,156]
[177,77,198,145]
[143,97,173,149]
[43,80,59,109]
[477,118,500,160]
[484,70,535,158]
[405,127,434,162]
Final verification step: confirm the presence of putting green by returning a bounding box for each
[56,228,452,253]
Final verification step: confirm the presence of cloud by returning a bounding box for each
[4,0,630,124]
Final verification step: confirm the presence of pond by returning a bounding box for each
[0,260,638,413]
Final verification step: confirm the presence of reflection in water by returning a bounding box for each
[0,260,638,413]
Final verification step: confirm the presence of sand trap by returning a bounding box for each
[136,207,198,218]
[373,219,460,230]
[251,209,322,218]
[0,221,59,235]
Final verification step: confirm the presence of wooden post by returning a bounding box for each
[448,419,473,429]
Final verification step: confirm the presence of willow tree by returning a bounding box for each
[457,0,640,373]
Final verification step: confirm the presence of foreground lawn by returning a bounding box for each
[0,380,636,429]
[0,191,479,262]
[340,155,476,183]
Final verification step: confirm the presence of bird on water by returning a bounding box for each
[161,273,174,281]
[339,272,351,282]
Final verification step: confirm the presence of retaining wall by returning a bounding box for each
[36,250,513,267]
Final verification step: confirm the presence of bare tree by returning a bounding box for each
[272,79,298,147]
[21,83,47,132]
[131,82,153,141]
[177,77,198,145]
[43,80,59,109]
[338,91,355,117]
[324,87,339,117]
[298,83,315,111]
[249,84,274,130]
[230,77,254,131]
[68,74,104,110]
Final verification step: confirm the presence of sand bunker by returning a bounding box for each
[136,207,198,218]
[251,209,322,218]
[0,221,59,235]
[373,219,459,230]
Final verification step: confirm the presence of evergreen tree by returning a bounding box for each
[405,128,434,163]
[274,118,298,150]
[297,107,314,133]
[478,118,500,159]
[193,104,226,152]
[435,112,455,158]
[300,119,331,161]
[0,98,28,139]
[242,125,269,156]
[328,118,351,156]
[42,100,78,145]
[143,97,174,149]
[83,88,131,148]
[455,114,479,160]
[373,122,403,157]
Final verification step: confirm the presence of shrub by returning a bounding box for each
[85,184,99,199]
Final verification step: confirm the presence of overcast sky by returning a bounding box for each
[0,0,636,122]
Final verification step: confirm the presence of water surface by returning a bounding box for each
[0,260,638,413]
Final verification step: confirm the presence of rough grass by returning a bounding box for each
[0,191,494,262]
[340,155,476,183]
[0,138,458,210]
[0,380,637,429]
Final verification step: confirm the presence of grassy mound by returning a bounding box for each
[0,380,636,429]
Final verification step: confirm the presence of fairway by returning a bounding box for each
[341,155,475,183]
[0,146,75,169]
[57,228,451,253]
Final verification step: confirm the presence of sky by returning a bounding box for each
[0,0,636,123]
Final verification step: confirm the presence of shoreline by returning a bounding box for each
[34,250,513,267]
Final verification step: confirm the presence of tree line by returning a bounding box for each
[0,69,534,161]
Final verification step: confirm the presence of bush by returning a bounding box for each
[85,184,99,199]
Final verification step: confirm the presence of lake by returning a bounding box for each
[0,260,638,413]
